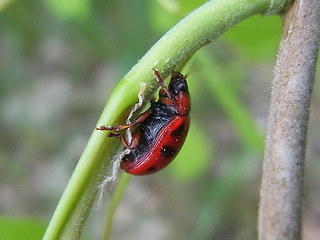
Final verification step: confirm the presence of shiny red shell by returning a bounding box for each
[97,70,190,176]
[120,115,190,175]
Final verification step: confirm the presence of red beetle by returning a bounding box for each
[96,69,190,176]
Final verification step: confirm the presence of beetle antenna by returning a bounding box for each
[152,68,171,99]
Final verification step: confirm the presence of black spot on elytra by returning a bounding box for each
[160,145,175,158]
[147,166,157,172]
[171,123,185,137]
[122,153,135,162]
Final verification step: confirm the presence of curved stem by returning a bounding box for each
[43,0,291,239]
[102,173,131,240]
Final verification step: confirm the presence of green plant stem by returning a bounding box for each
[43,0,291,239]
[102,173,131,240]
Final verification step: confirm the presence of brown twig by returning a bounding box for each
[258,0,320,239]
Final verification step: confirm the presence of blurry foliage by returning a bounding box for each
[44,0,91,21]
[149,0,206,32]
[169,120,212,182]
[0,216,46,240]
[222,15,282,59]
[0,0,319,240]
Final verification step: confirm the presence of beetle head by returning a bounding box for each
[168,71,189,97]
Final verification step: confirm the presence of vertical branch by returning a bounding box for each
[258,0,320,239]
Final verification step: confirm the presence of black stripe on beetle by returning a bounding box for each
[97,69,190,175]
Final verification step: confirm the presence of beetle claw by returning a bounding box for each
[96,125,114,131]
[108,132,120,137]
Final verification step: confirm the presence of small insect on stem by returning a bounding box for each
[97,69,190,176]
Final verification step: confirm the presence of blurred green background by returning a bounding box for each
[1,0,320,239]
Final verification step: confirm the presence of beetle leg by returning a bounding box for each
[96,110,151,132]
[130,109,151,126]
[127,130,141,150]
[152,68,171,100]
[96,124,133,131]
[108,131,141,150]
